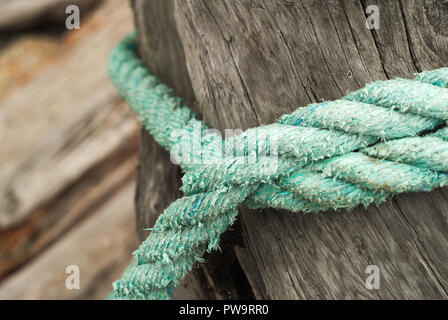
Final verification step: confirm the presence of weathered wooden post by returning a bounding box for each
[131,0,448,299]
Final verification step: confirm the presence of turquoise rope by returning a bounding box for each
[108,32,448,300]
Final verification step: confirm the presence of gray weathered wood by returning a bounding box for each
[0,0,136,228]
[133,0,448,299]
[0,182,137,300]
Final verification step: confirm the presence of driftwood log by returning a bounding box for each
[131,0,448,299]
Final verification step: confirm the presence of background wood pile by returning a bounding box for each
[0,0,138,299]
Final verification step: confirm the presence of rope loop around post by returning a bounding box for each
[108,32,448,300]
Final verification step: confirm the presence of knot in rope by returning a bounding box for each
[108,32,448,300]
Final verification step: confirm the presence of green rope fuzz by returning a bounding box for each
[108,32,448,300]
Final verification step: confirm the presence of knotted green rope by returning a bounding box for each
[108,32,448,300]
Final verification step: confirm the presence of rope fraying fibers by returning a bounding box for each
[108,32,448,300]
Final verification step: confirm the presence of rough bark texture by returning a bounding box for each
[132,0,448,299]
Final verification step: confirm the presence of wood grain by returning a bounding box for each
[0,36,59,94]
[0,182,137,300]
[0,0,100,30]
[0,0,136,228]
[134,0,448,299]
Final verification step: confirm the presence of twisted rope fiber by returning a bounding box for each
[108,32,448,300]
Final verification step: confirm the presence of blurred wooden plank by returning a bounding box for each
[0,92,138,228]
[0,136,138,280]
[0,0,100,30]
[0,182,137,300]
[0,35,59,94]
[0,0,135,228]
[0,0,139,293]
